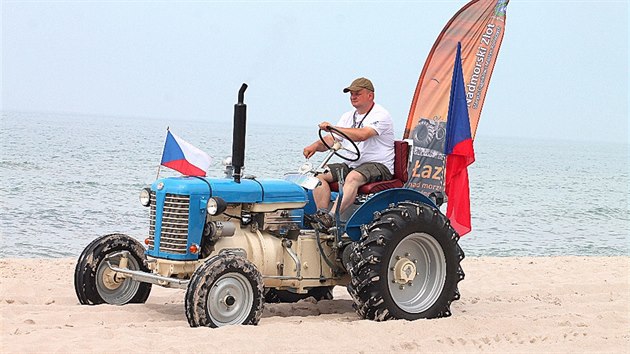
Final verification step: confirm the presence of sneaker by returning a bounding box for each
[312,211,335,229]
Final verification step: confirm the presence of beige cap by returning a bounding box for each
[343,77,374,93]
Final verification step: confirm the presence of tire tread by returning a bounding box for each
[347,201,465,321]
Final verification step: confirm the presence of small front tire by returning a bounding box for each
[74,233,152,305]
[185,253,264,328]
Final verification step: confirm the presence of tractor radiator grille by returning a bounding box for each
[148,192,190,254]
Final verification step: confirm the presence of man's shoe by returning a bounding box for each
[312,211,335,229]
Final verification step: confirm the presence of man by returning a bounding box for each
[303,77,395,228]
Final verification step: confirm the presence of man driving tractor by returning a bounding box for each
[302,77,395,228]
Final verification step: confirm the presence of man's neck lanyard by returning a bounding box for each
[352,103,375,128]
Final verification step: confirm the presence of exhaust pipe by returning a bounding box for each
[232,83,248,183]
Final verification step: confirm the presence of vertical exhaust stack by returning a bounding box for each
[232,83,248,183]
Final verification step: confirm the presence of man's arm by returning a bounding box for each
[317,121,377,142]
[327,125,377,142]
[319,122,378,145]
[303,135,333,159]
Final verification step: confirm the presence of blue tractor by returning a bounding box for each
[74,84,465,328]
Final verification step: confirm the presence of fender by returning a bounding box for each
[344,188,438,241]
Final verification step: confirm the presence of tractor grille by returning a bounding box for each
[148,192,190,254]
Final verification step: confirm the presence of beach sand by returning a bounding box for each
[1,256,628,353]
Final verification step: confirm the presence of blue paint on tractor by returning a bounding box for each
[147,176,308,260]
[344,188,437,241]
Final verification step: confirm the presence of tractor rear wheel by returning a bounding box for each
[185,253,264,328]
[74,233,152,305]
[347,201,465,320]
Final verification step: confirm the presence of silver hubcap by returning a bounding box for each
[207,272,253,326]
[388,232,446,313]
[96,255,141,304]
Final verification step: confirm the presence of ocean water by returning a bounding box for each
[1,112,628,258]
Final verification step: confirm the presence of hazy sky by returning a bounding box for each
[2,0,628,143]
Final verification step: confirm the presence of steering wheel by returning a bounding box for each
[318,126,361,162]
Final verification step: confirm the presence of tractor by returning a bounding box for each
[74,84,465,327]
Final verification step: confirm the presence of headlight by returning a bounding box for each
[207,197,227,216]
[139,188,151,207]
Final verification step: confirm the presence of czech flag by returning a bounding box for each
[160,130,213,177]
[444,42,476,237]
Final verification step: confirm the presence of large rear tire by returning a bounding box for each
[347,201,465,320]
[74,233,152,305]
[185,253,264,328]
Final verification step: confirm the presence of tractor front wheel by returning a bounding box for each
[185,253,264,328]
[74,233,152,305]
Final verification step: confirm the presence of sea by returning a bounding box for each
[1,111,628,258]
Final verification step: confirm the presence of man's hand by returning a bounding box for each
[318,121,333,132]
[304,123,340,158]
[303,144,318,159]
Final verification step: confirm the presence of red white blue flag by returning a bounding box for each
[160,130,212,177]
[445,43,476,236]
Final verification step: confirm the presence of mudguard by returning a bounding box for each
[344,188,437,241]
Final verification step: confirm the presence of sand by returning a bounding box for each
[1,256,628,353]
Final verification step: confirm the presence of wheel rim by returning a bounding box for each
[387,232,446,313]
[96,254,141,305]
[206,272,253,326]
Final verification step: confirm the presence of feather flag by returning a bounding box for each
[160,130,212,177]
[404,0,508,197]
[404,0,508,139]
[445,43,475,237]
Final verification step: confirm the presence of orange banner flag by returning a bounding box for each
[404,0,509,140]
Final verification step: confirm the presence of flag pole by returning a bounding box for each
[155,165,162,180]
[156,126,169,180]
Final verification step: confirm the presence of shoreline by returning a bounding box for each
[1,256,629,353]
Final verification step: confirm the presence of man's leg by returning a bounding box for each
[313,163,349,211]
[312,172,334,210]
[330,170,367,215]
[330,162,391,215]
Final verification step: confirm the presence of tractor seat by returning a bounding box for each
[330,140,409,195]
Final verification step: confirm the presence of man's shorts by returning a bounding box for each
[326,162,393,184]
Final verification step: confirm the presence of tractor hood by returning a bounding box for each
[152,176,308,204]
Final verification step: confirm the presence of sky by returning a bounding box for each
[1,0,628,143]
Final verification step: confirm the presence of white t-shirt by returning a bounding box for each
[336,103,395,174]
